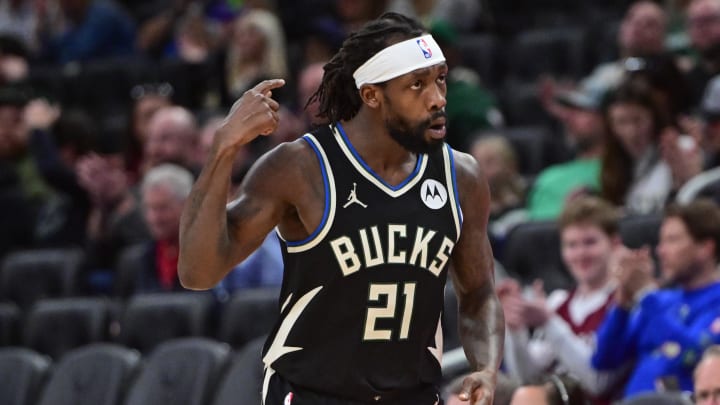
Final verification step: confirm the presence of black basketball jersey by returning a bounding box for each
[262,123,463,402]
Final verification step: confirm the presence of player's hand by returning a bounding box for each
[458,370,496,405]
[215,79,285,153]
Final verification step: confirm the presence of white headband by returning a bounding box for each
[353,34,446,89]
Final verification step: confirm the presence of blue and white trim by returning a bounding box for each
[277,134,336,253]
[443,144,463,240]
[333,123,428,198]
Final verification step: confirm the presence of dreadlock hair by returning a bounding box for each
[308,12,425,124]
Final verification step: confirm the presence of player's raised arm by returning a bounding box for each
[449,151,505,405]
[178,79,288,290]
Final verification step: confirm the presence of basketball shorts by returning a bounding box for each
[263,372,443,405]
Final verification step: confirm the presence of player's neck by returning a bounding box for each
[341,114,416,171]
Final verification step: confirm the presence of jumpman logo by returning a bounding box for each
[343,182,367,208]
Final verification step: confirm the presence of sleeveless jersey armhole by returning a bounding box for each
[276,134,337,253]
[443,144,463,241]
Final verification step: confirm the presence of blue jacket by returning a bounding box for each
[592,281,720,398]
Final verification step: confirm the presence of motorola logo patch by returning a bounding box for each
[420,179,447,209]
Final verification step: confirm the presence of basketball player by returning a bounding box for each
[179,13,503,405]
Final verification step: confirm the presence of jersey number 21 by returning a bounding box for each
[363,282,416,341]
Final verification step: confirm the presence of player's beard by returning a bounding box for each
[385,110,446,154]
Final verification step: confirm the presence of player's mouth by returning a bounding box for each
[427,118,446,139]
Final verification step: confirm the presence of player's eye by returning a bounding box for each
[437,74,447,84]
[410,80,423,90]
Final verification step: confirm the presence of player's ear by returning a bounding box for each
[359,84,381,109]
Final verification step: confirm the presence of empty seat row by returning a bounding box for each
[0,288,279,359]
[0,337,265,405]
[0,284,469,360]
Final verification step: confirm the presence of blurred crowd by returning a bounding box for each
[2,0,720,404]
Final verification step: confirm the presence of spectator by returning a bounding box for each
[693,345,720,404]
[136,0,217,62]
[121,163,193,293]
[540,1,668,122]
[39,0,136,64]
[26,103,95,247]
[684,0,720,106]
[297,61,326,128]
[699,74,720,168]
[385,0,481,32]
[334,0,386,34]
[216,8,288,107]
[501,196,624,404]
[125,82,174,183]
[212,230,283,300]
[143,105,200,174]
[0,34,29,85]
[0,85,43,257]
[509,374,591,405]
[527,83,606,220]
[469,134,526,221]
[302,18,345,65]
[0,0,42,51]
[592,199,720,399]
[600,82,674,214]
[0,86,52,212]
[76,151,150,293]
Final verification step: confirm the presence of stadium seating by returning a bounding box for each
[0,347,51,405]
[505,27,589,82]
[22,297,114,359]
[0,248,84,309]
[36,344,140,405]
[124,338,230,405]
[501,220,572,292]
[455,34,504,88]
[0,302,20,346]
[619,213,663,251]
[212,336,266,405]
[119,292,215,353]
[217,288,280,349]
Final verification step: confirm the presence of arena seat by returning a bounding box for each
[0,347,51,405]
[0,248,84,309]
[618,213,663,251]
[217,288,279,349]
[0,302,20,346]
[505,27,589,82]
[455,34,504,87]
[113,244,147,298]
[36,344,140,405]
[502,125,562,176]
[119,292,215,353]
[501,220,572,292]
[23,297,113,359]
[211,335,265,405]
[124,338,230,405]
[498,80,555,127]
